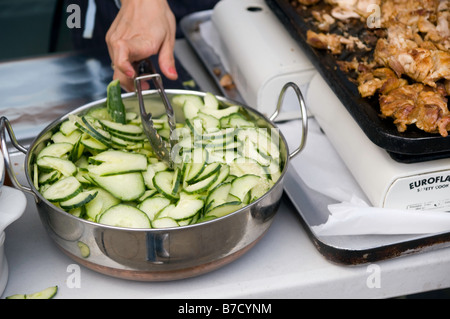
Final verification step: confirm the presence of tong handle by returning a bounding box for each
[134,58,176,136]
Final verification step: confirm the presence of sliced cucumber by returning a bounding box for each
[201,105,240,119]
[206,182,232,210]
[39,170,61,185]
[75,169,94,185]
[266,159,282,181]
[80,134,109,152]
[205,201,244,218]
[196,131,234,148]
[70,115,112,147]
[99,119,144,136]
[59,189,98,210]
[155,203,176,219]
[6,286,58,299]
[203,92,220,109]
[69,138,85,162]
[142,162,169,189]
[86,106,111,121]
[220,113,255,128]
[229,174,261,202]
[88,150,147,176]
[51,130,82,145]
[184,147,208,183]
[207,164,230,191]
[42,176,82,203]
[229,157,267,178]
[172,94,203,109]
[186,117,204,137]
[183,99,201,120]
[85,187,121,221]
[106,79,126,124]
[81,116,113,145]
[60,119,80,136]
[195,111,220,130]
[166,193,204,221]
[184,171,219,194]
[250,178,274,202]
[109,130,147,142]
[75,156,89,170]
[138,189,158,202]
[153,170,180,200]
[69,206,86,218]
[37,143,73,159]
[138,195,172,220]
[239,139,271,167]
[89,172,145,201]
[237,128,280,160]
[77,241,90,258]
[188,162,221,184]
[37,156,78,177]
[152,217,179,229]
[98,204,151,228]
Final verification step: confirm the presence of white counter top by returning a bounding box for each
[3,169,450,299]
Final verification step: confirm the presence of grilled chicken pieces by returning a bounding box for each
[379,83,449,136]
[302,0,450,136]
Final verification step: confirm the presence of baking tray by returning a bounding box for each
[283,166,450,265]
[265,0,450,161]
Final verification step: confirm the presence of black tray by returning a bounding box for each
[266,0,450,161]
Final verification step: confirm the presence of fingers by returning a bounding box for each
[111,37,177,92]
[105,0,178,91]
[112,41,137,92]
[158,37,178,81]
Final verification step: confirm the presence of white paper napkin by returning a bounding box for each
[278,119,450,237]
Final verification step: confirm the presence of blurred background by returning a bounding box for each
[0,0,72,61]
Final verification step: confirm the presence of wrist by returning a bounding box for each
[120,0,167,6]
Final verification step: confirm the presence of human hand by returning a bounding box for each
[106,0,178,92]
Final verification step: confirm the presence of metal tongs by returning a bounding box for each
[134,58,176,168]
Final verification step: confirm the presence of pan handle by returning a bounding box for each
[0,117,36,200]
[270,82,308,159]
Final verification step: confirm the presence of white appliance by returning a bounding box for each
[211,0,316,116]
[307,73,450,211]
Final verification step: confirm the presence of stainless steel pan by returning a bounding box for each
[0,83,307,281]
